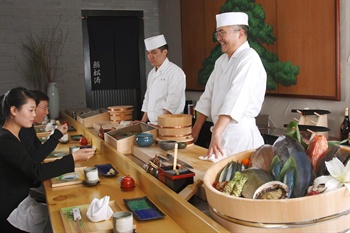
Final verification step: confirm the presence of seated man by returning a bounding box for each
[19,90,68,162]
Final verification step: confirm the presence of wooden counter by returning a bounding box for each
[43,113,229,233]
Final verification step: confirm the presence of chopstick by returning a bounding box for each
[173,143,178,170]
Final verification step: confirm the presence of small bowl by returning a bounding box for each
[158,141,187,151]
[120,175,135,191]
[135,133,154,147]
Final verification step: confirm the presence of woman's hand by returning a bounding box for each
[72,148,96,162]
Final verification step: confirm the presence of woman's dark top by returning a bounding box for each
[19,126,63,162]
[0,128,74,232]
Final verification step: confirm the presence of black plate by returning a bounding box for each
[123,196,166,221]
[95,164,118,177]
[68,126,76,131]
[71,134,84,141]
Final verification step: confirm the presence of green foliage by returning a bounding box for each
[19,19,67,91]
[198,0,299,90]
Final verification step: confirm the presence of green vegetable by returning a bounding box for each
[223,172,248,197]
[328,139,348,149]
[285,121,308,149]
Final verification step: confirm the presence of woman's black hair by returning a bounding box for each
[1,87,38,125]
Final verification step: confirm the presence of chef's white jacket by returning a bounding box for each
[195,41,266,156]
[141,58,186,124]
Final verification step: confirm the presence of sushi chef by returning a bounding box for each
[132,34,186,125]
[193,12,266,162]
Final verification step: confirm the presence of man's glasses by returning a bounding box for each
[37,105,49,111]
[214,29,241,40]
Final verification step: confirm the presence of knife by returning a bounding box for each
[283,124,330,132]
[291,109,331,115]
[158,154,194,169]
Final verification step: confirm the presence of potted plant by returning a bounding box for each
[19,20,67,119]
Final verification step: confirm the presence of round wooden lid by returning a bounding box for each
[108,105,133,111]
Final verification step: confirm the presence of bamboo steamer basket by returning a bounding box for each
[203,148,350,233]
[158,114,192,128]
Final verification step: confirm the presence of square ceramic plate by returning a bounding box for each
[70,134,84,141]
[95,163,118,177]
[123,196,166,221]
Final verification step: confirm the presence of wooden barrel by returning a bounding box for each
[157,114,193,141]
[203,148,350,233]
[108,105,133,122]
[158,114,192,128]
[158,126,192,137]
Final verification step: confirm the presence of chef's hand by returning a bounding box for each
[207,132,225,159]
[207,115,231,159]
[57,123,68,135]
[130,120,142,125]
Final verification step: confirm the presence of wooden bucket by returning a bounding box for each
[108,105,133,122]
[158,114,192,141]
[158,114,192,128]
[203,148,350,233]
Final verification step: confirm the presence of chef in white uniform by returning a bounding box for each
[193,12,266,162]
[133,34,186,125]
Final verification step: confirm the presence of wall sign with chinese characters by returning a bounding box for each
[87,16,141,91]
[92,61,101,85]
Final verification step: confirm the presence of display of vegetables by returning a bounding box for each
[212,121,350,199]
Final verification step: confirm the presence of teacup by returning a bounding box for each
[112,211,133,233]
[83,167,99,184]
[69,146,80,154]
[59,134,69,143]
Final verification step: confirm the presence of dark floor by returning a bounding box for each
[188,195,210,216]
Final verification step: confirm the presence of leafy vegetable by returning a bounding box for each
[223,172,248,196]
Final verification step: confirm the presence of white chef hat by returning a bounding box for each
[216,12,249,28]
[144,34,167,51]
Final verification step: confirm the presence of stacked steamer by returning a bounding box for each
[108,105,133,123]
[157,114,193,145]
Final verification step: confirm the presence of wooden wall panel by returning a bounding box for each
[180,0,225,91]
[181,0,340,100]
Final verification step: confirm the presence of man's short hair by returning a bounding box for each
[31,90,49,102]
[158,44,169,52]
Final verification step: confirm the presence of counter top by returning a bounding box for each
[42,113,229,233]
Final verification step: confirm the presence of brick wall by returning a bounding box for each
[0,0,160,109]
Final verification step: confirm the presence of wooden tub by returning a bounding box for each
[203,148,350,232]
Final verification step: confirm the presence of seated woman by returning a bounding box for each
[0,87,96,232]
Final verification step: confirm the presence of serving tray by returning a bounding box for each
[50,167,85,187]
[44,150,69,162]
[123,196,166,221]
[60,200,120,233]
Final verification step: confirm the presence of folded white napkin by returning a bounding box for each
[86,196,113,222]
[198,149,227,163]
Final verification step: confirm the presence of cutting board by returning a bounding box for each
[132,144,212,181]
[50,167,86,187]
[60,201,121,233]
